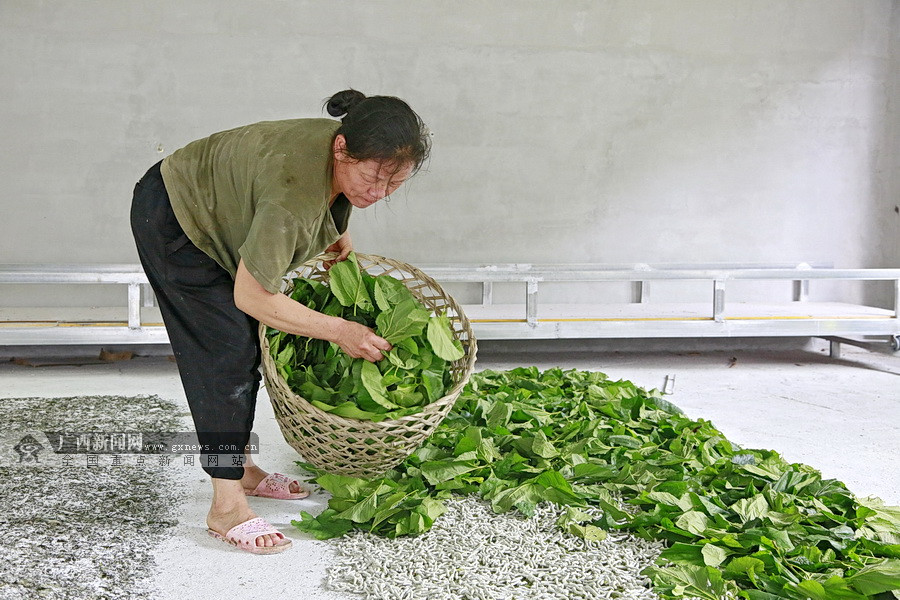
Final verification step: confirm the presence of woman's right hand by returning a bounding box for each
[333,319,392,362]
[233,260,390,361]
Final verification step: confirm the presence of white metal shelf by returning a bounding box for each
[1,263,898,353]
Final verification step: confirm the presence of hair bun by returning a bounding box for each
[326,89,367,117]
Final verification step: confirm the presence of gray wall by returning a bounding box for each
[1,1,897,307]
[883,2,900,268]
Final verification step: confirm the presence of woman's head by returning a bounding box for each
[326,89,430,207]
[326,90,430,173]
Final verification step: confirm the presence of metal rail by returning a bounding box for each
[1,263,899,351]
[418,264,899,322]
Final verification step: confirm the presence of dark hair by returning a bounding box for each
[324,89,430,174]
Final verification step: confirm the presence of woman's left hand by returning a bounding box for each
[324,231,353,269]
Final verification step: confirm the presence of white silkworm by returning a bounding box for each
[324,496,678,600]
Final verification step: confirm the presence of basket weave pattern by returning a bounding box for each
[260,253,477,478]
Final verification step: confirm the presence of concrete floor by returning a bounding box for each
[1,340,898,599]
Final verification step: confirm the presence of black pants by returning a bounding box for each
[130,161,260,480]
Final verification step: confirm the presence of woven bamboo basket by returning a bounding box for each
[260,252,477,478]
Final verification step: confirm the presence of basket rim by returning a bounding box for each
[259,252,478,429]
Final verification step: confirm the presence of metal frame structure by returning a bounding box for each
[0,264,164,345]
[416,263,900,355]
[2,263,899,354]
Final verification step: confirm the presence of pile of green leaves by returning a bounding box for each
[266,252,464,422]
[294,367,900,600]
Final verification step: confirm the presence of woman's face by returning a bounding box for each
[332,135,414,208]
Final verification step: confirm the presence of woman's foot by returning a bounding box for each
[207,479,285,549]
[240,464,307,497]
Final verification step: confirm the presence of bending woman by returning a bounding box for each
[130,90,430,554]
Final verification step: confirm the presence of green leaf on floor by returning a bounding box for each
[291,367,900,600]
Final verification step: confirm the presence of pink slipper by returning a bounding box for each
[244,472,310,500]
[207,517,292,555]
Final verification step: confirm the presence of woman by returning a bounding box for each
[130,90,430,554]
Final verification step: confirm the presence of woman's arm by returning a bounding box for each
[233,259,390,362]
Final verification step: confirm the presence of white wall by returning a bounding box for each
[1,1,897,307]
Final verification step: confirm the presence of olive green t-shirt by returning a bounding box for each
[160,118,351,294]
